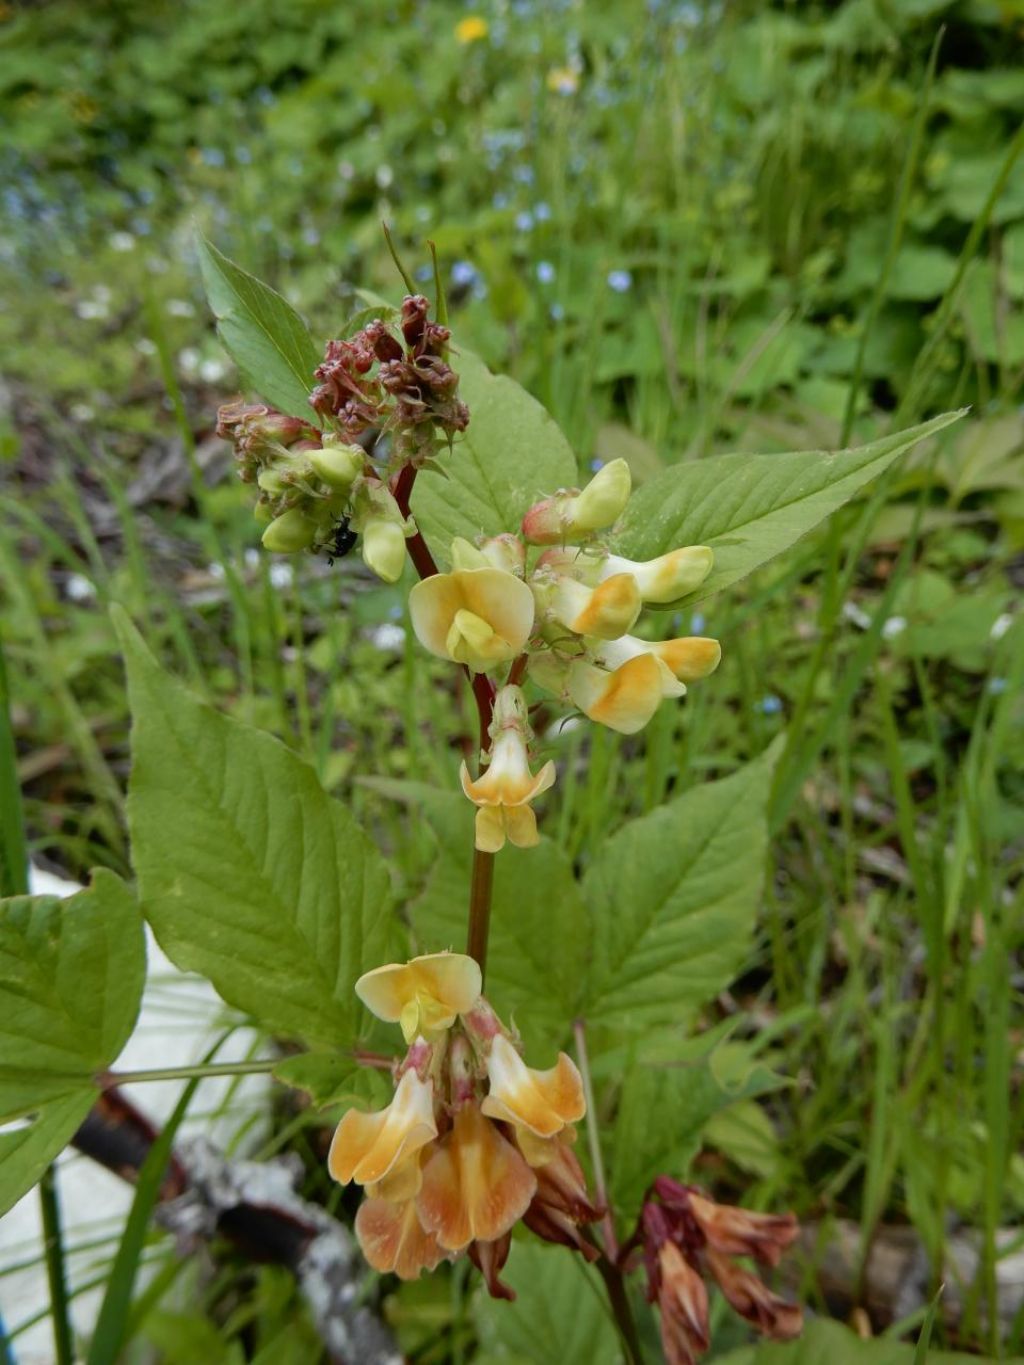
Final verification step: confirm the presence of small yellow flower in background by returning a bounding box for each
[460,685,555,852]
[356,951,482,1043]
[455,15,489,44]
[409,566,535,674]
[546,65,580,96]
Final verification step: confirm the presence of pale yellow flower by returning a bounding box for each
[409,567,535,674]
[356,951,482,1042]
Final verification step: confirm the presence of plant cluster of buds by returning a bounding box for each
[310,295,469,466]
[328,952,602,1295]
[622,1176,802,1364]
[217,295,467,581]
[407,458,721,847]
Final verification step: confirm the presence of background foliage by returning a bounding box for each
[1,0,1022,1360]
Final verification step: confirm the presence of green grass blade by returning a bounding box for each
[85,1069,204,1365]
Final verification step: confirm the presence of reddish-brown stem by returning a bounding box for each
[352,1049,395,1071]
[465,846,495,980]
[392,459,498,975]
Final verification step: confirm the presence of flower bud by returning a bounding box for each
[521,459,631,545]
[362,518,407,583]
[261,507,318,553]
[310,438,365,492]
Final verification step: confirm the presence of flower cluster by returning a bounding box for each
[310,295,469,466]
[408,459,721,846]
[217,295,466,581]
[328,952,601,1295]
[624,1176,802,1364]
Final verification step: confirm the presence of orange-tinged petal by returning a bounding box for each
[567,653,664,734]
[355,952,482,1037]
[570,573,641,638]
[356,1195,447,1280]
[328,1070,437,1186]
[417,1104,537,1251]
[481,1035,585,1137]
[653,637,722,682]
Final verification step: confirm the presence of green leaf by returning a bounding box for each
[115,607,395,1052]
[473,1241,622,1364]
[410,348,579,563]
[713,1318,1016,1365]
[613,412,965,606]
[608,1029,784,1216]
[0,872,144,1120]
[385,783,585,1053]
[0,1093,95,1219]
[196,232,322,422]
[272,1052,390,1109]
[0,870,144,1214]
[578,742,780,1036]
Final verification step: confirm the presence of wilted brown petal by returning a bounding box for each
[657,1242,710,1365]
[688,1193,799,1267]
[706,1249,803,1339]
[468,1233,515,1300]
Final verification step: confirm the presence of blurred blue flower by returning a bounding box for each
[515,210,535,232]
[607,269,633,293]
[534,201,552,222]
[690,612,705,634]
[757,695,783,716]
[536,261,555,284]
[451,260,478,287]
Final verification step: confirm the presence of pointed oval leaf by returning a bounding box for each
[411,348,579,563]
[613,411,965,606]
[115,608,395,1052]
[197,232,323,422]
[0,871,144,1121]
[579,742,781,1035]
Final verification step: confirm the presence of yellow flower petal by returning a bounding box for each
[356,1195,447,1279]
[328,1070,437,1186]
[481,1035,585,1137]
[409,569,535,672]
[567,653,665,734]
[652,636,722,682]
[356,952,483,1039]
[474,804,508,853]
[417,1104,537,1251]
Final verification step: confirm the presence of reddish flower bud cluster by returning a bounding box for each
[215,401,318,483]
[310,295,468,464]
[625,1177,801,1365]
